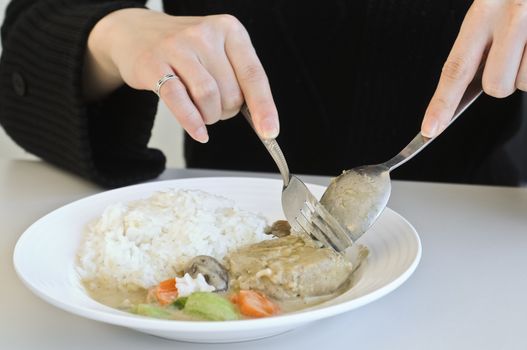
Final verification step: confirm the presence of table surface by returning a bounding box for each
[1,159,527,350]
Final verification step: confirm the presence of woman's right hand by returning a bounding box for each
[84,8,279,143]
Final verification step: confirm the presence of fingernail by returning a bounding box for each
[195,126,209,143]
[259,117,279,139]
[421,118,439,138]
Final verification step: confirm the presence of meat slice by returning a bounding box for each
[226,235,353,300]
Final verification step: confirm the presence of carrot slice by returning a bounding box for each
[231,290,280,318]
[155,278,178,305]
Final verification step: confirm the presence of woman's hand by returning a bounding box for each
[84,8,279,143]
[421,0,527,138]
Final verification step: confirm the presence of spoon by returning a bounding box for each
[320,71,483,242]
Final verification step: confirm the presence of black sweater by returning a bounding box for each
[1,0,524,187]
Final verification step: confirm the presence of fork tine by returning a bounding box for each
[303,206,340,251]
[282,175,353,250]
[294,207,315,235]
[303,201,350,251]
[310,212,349,252]
[288,217,305,235]
[311,202,354,247]
[310,218,345,251]
[303,201,348,249]
[295,208,331,248]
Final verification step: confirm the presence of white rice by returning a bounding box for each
[77,189,269,291]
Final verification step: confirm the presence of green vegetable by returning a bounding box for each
[183,292,239,321]
[132,304,172,319]
[172,297,188,310]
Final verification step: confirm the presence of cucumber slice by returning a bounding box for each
[183,292,239,321]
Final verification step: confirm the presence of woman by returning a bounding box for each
[0,0,525,187]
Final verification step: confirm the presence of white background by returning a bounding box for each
[0,0,186,168]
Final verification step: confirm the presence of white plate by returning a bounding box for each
[13,177,421,343]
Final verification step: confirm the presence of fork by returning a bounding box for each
[241,104,353,251]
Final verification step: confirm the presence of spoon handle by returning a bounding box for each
[241,104,291,186]
[383,68,484,171]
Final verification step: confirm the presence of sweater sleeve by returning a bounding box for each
[0,0,166,188]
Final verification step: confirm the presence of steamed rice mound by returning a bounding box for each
[77,189,269,291]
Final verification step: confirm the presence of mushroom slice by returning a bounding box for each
[264,220,292,238]
[184,255,229,292]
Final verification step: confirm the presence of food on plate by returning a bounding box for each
[226,235,354,299]
[152,278,179,305]
[184,255,229,291]
[183,292,239,321]
[230,290,280,318]
[264,220,292,238]
[77,189,368,321]
[77,189,269,291]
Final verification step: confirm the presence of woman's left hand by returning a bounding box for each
[421,0,527,137]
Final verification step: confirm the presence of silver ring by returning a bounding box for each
[154,73,177,97]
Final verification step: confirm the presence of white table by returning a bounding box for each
[1,159,527,350]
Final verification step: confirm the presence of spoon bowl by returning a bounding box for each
[320,165,390,242]
[321,69,484,243]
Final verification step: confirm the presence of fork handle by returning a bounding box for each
[241,104,291,186]
[383,67,484,171]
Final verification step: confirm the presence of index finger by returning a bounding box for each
[225,26,279,139]
[421,4,491,138]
